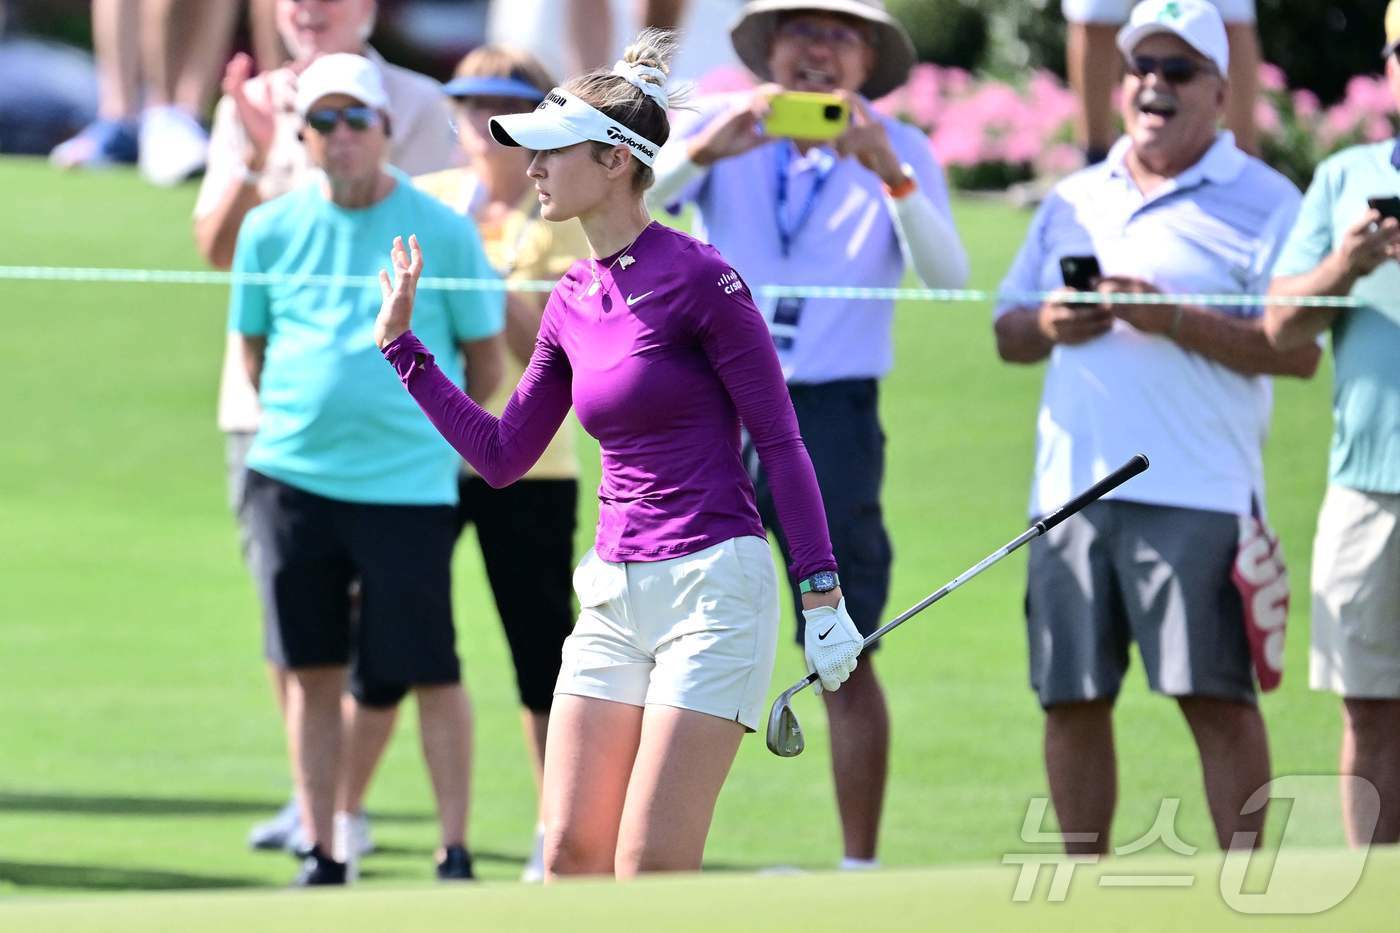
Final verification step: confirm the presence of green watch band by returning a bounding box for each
[799,571,840,594]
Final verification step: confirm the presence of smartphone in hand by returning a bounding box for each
[1059,254,1102,293]
[1367,196,1400,221]
[765,92,850,141]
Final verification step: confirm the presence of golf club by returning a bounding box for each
[766,453,1151,757]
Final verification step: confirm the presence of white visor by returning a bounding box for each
[488,88,660,166]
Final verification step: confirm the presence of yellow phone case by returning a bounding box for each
[764,92,850,141]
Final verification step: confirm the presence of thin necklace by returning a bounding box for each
[586,223,649,296]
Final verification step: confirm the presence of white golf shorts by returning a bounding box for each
[1310,486,1400,698]
[556,536,780,731]
[1062,0,1255,24]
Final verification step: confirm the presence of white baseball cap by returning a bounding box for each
[489,88,661,166]
[295,53,390,117]
[1116,0,1229,75]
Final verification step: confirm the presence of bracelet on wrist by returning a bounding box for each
[883,162,918,200]
[1166,305,1185,340]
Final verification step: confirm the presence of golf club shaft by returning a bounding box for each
[791,453,1150,690]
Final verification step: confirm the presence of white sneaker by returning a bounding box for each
[333,810,375,859]
[138,105,208,186]
[520,825,545,883]
[247,797,301,851]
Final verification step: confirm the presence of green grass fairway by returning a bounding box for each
[4,850,1398,932]
[0,155,1361,922]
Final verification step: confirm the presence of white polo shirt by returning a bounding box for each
[995,133,1300,518]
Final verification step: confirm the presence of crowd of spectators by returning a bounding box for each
[12,0,1400,883]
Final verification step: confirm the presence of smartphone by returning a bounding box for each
[1367,196,1400,221]
[1059,254,1102,292]
[764,92,850,141]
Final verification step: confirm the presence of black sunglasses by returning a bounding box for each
[1125,55,1215,85]
[305,106,380,134]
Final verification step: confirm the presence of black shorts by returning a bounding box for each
[243,470,461,688]
[458,475,577,712]
[352,475,578,712]
[747,378,892,649]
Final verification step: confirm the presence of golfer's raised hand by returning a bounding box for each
[687,83,782,166]
[1037,288,1112,345]
[803,598,862,694]
[375,235,422,349]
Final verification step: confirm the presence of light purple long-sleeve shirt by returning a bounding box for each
[384,222,838,580]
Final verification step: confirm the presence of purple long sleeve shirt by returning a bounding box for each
[383,222,837,580]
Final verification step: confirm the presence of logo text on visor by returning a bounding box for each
[606,126,656,160]
[490,86,663,166]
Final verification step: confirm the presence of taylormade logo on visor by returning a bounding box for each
[496,88,660,165]
[606,126,656,159]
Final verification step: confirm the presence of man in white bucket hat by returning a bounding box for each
[649,0,969,871]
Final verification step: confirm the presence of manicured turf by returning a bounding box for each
[2,849,1398,932]
[0,156,1358,922]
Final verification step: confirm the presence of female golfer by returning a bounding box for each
[374,29,862,879]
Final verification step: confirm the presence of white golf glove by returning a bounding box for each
[803,598,863,694]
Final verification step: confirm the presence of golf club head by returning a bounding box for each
[766,692,805,757]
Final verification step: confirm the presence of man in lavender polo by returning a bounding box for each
[648,0,968,869]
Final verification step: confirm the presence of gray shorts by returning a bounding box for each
[1026,500,1254,708]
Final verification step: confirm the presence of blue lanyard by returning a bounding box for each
[1391,138,1400,171]
[775,143,834,258]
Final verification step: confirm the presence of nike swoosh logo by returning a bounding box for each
[817,624,836,641]
[626,290,655,306]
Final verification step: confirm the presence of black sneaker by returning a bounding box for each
[436,844,475,881]
[293,845,348,886]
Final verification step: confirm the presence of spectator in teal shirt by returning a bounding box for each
[1266,0,1400,850]
[229,53,504,886]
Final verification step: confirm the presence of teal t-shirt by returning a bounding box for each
[1273,141,1400,494]
[230,170,504,505]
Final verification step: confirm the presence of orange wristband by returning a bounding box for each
[884,169,917,200]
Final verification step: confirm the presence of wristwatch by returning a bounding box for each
[799,571,840,594]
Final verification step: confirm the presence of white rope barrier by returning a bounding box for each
[0,265,1364,308]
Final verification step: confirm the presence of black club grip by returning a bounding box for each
[1033,454,1150,536]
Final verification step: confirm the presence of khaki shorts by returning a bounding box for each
[557,536,779,731]
[1310,486,1400,698]
[1062,0,1254,23]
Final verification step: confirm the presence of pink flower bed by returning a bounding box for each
[877,63,1080,182]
